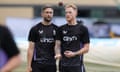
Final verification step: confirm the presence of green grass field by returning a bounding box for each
[13,61,120,72]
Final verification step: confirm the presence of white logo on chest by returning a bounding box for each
[39,30,43,34]
[53,30,56,35]
[40,38,54,43]
[63,30,67,34]
[63,36,77,41]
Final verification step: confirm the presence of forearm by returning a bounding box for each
[75,43,89,56]
[27,42,34,67]
[54,40,61,59]
[54,40,61,55]
[55,46,61,55]
[27,48,34,67]
[1,54,21,72]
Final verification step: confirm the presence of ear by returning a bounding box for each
[75,10,78,17]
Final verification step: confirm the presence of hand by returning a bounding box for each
[27,66,32,72]
[64,51,77,58]
[55,54,61,59]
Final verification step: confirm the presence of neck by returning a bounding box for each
[68,19,77,25]
[42,21,51,25]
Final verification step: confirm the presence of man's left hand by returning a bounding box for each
[64,51,77,58]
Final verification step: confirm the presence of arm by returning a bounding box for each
[27,41,35,72]
[1,54,21,72]
[27,26,37,72]
[54,40,61,59]
[74,43,89,55]
[75,25,90,55]
[64,43,89,58]
[0,26,21,72]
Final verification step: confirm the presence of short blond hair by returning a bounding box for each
[65,4,77,11]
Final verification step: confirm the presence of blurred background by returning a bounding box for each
[0,0,120,72]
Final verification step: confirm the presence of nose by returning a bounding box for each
[66,14,70,17]
[48,12,53,16]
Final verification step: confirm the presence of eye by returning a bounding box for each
[65,11,72,14]
[45,11,53,14]
[49,12,53,14]
[44,11,48,13]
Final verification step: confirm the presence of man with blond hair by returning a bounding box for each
[55,4,90,72]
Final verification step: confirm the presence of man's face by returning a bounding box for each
[65,7,77,22]
[42,8,53,22]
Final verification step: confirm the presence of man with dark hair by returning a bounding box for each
[55,4,90,72]
[27,5,57,72]
[0,25,21,72]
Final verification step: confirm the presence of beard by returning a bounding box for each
[66,18,72,22]
[44,17,52,22]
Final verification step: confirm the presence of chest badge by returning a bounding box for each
[38,30,43,34]
[63,30,67,34]
[53,30,56,35]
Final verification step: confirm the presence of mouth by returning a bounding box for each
[44,17,52,22]
[47,16,52,19]
[66,17,71,20]
[66,16,70,18]
[47,17,52,20]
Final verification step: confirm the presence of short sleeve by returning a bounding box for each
[55,27,62,41]
[1,27,20,58]
[28,27,37,42]
[81,26,90,44]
